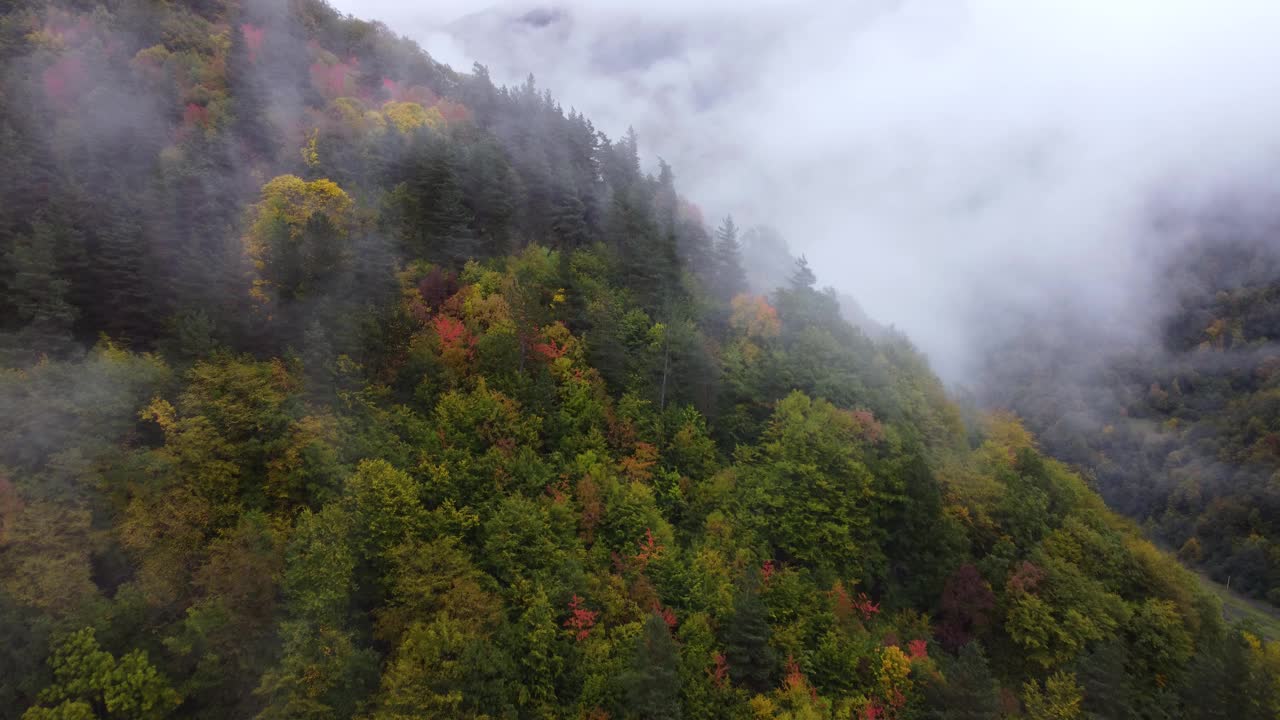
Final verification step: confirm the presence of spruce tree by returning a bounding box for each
[226,16,274,159]
[623,612,682,720]
[3,222,77,358]
[712,215,746,301]
[95,204,156,346]
[921,643,1001,720]
[721,574,776,693]
[405,137,475,266]
[463,138,519,257]
[790,255,817,290]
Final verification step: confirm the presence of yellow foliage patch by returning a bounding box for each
[382,101,444,134]
[249,174,353,243]
[301,128,319,167]
[242,175,355,298]
[879,644,912,694]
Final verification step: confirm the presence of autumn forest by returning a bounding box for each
[0,1,1278,719]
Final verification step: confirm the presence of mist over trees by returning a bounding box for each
[0,1,1278,719]
[977,208,1280,609]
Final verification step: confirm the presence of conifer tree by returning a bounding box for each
[712,215,747,301]
[721,574,776,693]
[3,221,77,358]
[921,643,1000,720]
[404,137,475,266]
[623,612,683,720]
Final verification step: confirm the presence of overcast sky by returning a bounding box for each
[330,0,1280,380]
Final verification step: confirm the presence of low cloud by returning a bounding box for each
[334,0,1280,380]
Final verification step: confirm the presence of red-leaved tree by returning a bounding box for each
[936,564,995,651]
[564,594,599,641]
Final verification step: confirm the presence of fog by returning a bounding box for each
[333,0,1280,381]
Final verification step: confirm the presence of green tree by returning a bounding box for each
[510,586,564,716]
[721,575,776,694]
[920,643,1000,720]
[254,505,378,720]
[1023,671,1084,720]
[736,392,884,582]
[711,215,746,302]
[400,136,475,266]
[342,458,427,561]
[24,628,180,720]
[3,221,77,359]
[622,613,682,720]
[369,616,472,718]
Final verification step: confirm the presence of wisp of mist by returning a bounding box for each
[335,0,1280,381]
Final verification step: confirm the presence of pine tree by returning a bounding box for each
[226,16,275,159]
[404,138,475,266]
[721,575,776,693]
[921,642,1000,720]
[712,216,746,301]
[3,221,77,358]
[546,157,588,250]
[463,138,520,257]
[655,159,678,235]
[608,188,673,313]
[549,185,589,250]
[600,129,642,192]
[1073,640,1139,720]
[94,204,156,346]
[790,254,817,290]
[623,612,683,720]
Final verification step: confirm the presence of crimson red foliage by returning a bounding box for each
[651,603,677,630]
[633,527,664,568]
[833,583,880,622]
[890,689,907,708]
[783,655,804,690]
[545,478,570,504]
[782,655,818,701]
[632,525,665,568]
[433,315,471,351]
[936,564,996,652]
[564,594,599,641]
[708,652,729,688]
[855,593,880,619]
[533,338,567,361]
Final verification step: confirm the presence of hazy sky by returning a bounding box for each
[330,0,1280,380]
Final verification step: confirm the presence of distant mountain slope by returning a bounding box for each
[980,212,1280,607]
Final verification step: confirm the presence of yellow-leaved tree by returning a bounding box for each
[382,101,444,134]
[245,175,355,302]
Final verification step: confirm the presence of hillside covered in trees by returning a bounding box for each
[1,1,1278,719]
[980,211,1280,610]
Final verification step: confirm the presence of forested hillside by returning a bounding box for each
[1,1,1278,718]
[981,218,1280,609]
